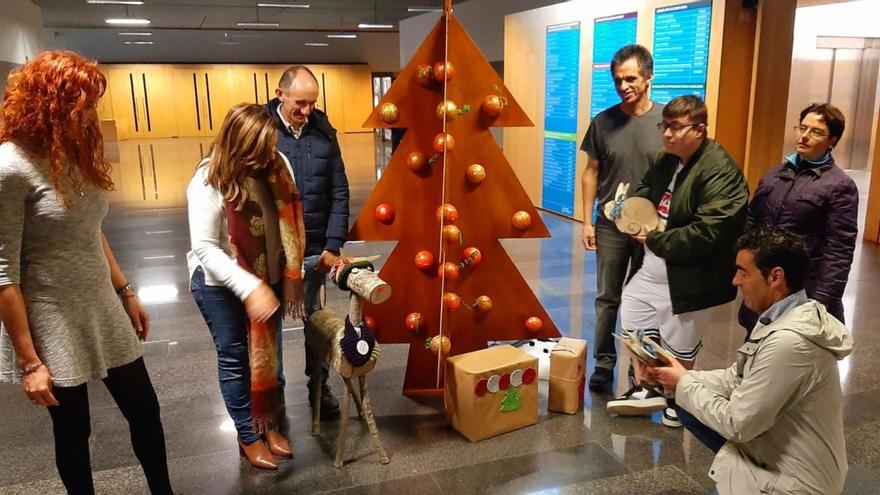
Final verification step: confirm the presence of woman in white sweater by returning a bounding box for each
[187,103,306,470]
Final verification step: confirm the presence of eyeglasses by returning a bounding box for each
[657,122,698,134]
[793,125,828,139]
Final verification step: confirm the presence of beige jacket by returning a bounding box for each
[676,300,853,494]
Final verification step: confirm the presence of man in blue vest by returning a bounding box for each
[268,65,350,418]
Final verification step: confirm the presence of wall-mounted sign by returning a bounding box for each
[590,12,638,119]
[652,0,712,103]
[542,21,581,217]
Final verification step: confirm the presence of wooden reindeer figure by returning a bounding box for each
[304,259,391,468]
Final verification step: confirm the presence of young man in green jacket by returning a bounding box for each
[606,95,749,427]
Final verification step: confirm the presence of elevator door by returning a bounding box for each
[787,37,880,171]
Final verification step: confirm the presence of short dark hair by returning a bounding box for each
[662,95,708,127]
[800,102,846,142]
[610,44,653,78]
[735,227,810,293]
[278,65,318,90]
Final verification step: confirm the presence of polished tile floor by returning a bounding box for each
[2,134,880,494]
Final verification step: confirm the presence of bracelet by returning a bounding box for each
[115,282,135,298]
[21,362,45,376]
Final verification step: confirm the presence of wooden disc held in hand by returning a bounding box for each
[615,197,660,235]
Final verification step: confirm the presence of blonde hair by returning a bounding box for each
[206,103,281,209]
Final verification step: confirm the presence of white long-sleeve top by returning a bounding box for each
[186,154,295,302]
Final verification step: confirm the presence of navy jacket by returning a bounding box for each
[744,153,858,323]
[267,98,350,256]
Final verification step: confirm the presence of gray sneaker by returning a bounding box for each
[606,386,667,416]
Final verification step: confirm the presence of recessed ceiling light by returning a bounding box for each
[88,1,144,5]
[358,23,393,29]
[219,41,241,45]
[236,22,280,28]
[257,2,310,7]
[124,41,154,45]
[304,42,329,47]
[105,18,151,25]
[408,6,442,12]
[118,32,152,36]
[327,33,357,39]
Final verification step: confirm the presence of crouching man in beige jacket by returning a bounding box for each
[646,226,853,495]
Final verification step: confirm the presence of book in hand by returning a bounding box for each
[613,330,674,367]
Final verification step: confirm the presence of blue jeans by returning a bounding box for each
[190,267,284,443]
[303,254,330,383]
[676,405,726,453]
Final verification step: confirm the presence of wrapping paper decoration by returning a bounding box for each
[445,345,538,442]
[548,338,587,414]
[523,339,556,381]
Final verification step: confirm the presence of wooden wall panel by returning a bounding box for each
[865,115,880,243]
[742,0,797,193]
[341,65,374,133]
[100,63,372,139]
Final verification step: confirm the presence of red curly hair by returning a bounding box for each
[0,50,114,194]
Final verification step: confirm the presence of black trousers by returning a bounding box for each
[47,357,173,495]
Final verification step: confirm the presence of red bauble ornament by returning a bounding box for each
[379,102,399,124]
[466,164,486,184]
[462,247,482,266]
[405,312,424,333]
[436,203,458,223]
[414,250,435,271]
[475,295,493,312]
[443,225,462,244]
[525,316,543,333]
[438,262,460,281]
[512,211,531,230]
[406,151,427,172]
[433,61,455,82]
[522,368,537,385]
[444,292,462,311]
[416,65,434,86]
[499,373,511,390]
[481,94,507,118]
[374,203,395,224]
[475,378,489,397]
[433,132,455,153]
[363,315,377,331]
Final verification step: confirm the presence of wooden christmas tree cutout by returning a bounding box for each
[350,5,561,396]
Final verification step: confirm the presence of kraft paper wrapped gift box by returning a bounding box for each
[548,337,587,414]
[445,345,539,442]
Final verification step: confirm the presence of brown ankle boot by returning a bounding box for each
[238,438,278,469]
[264,429,293,458]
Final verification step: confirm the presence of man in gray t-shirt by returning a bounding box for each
[580,44,663,393]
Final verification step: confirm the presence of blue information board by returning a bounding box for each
[589,12,638,119]
[652,0,712,104]
[542,22,581,217]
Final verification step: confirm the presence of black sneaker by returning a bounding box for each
[588,367,614,393]
[606,386,667,416]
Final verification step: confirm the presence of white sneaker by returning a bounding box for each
[662,406,683,428]
[606,386,667,416]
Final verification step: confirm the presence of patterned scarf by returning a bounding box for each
[226,160,305,433]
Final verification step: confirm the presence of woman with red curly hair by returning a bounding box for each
[0,51,174,494]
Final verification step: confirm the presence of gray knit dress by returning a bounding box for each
[0,141,142,387]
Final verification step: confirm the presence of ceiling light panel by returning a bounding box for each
[236,22,280,28]
[88,1,144,4]
[105,18,151,25]
[257,2,310,7]
[358,23,393,29]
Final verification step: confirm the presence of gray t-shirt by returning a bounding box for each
[580,102,664,220]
